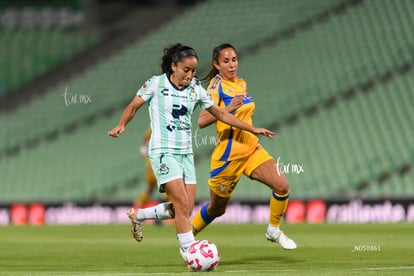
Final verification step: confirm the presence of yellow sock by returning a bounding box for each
[162,193,170,202]
[269,191,289,227]
[191,204,213,236]
[135,192,150,208]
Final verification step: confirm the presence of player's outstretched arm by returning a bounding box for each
[108,96,145,137]
[198,94,246,128]
[206,104,274,139]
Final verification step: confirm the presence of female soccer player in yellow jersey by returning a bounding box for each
[191,43,297,250]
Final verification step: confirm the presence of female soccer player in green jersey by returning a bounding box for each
[108,43,274,261]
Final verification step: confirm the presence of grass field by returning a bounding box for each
[1,223,413,275]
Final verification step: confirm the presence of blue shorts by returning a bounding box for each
[149,153,196,193]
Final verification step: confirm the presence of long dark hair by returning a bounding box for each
[202,43,237,83]
[161,43,198,74]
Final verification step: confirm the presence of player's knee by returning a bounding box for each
[275,180,290,195]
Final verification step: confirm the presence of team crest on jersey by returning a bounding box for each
[189,86,197,101]
[219,184,227,193]
[159,163,169,175]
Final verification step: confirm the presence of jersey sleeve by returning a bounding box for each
[136,77,154,102]
[198,86,215,109]
[206,77,220,104]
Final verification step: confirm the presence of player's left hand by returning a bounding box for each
[108,125,125,137]
[253,127,275,139]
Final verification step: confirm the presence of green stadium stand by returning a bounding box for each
[0,29,99,95]
[0,0,99,95]
[243,0,414,127]
[363,166,414,199]
[0,0,347,152]
[1,0,414,203]
[0,116,147,203]
[258,66,414,199]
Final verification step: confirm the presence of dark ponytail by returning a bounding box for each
[161,43,198,74]
[202,43,236,83]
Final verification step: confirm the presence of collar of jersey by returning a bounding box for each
[166,73,190,91]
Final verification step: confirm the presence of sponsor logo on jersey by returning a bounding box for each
[171,104,188,119]
[161,88,169,96]
[166,104,190,132]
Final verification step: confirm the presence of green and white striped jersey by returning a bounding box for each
[137,73,214,155]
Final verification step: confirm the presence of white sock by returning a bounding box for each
[267,224,280,234]
[177,230,195,251]
[136,202,173,220]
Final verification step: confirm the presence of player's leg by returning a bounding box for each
[247,148,296,250]
[250,159,290,228]
[191,189,231,235]
[191,158,243,235]
[134,160,157,209]
[164,179,196,249]
[173,154,198,260]
[127,153,179,242]
[127,201,174,242]
[181,154,197,218]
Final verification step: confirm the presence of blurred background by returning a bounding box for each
[0,0,413,225]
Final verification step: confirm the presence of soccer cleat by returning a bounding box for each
[179,247,187,262]
[180,247,192,271]
[127,208,144,242]
[266,230,297,250]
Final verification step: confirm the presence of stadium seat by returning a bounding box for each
[1,0,414,203]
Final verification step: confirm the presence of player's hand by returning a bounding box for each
[108,125,125,137]
[227,94,245,112]
[252,127,275,139]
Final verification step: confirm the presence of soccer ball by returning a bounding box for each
[186,240,220,272]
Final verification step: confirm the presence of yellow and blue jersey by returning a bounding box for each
[207,75,259,161]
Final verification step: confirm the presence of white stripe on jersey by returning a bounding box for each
[136,74,214,155]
